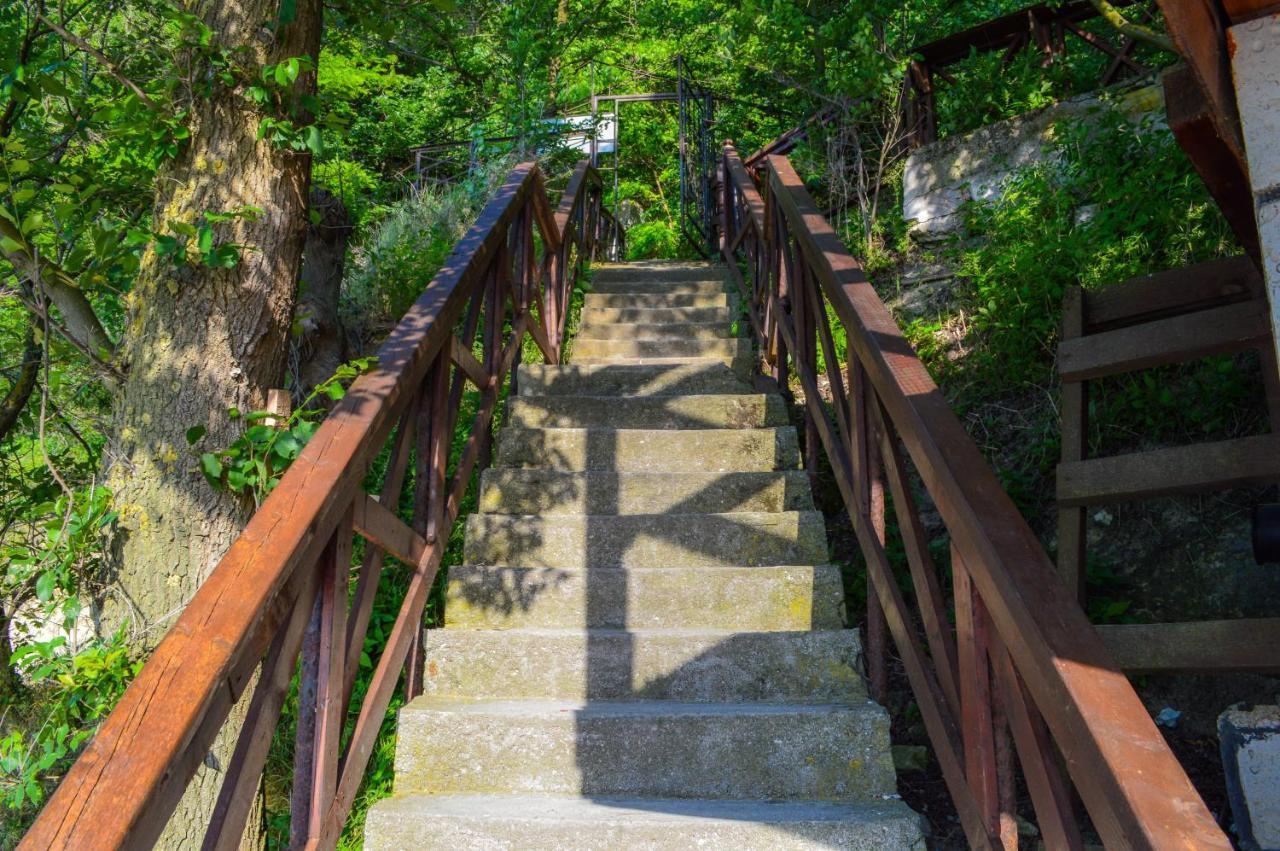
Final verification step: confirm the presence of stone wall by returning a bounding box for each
[902,84,1165,240]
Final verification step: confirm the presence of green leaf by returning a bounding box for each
[35,571,55,603]
[324,382,345,401]
[199,453,223,481]
[185,425,206,446]
[303,125,323,156]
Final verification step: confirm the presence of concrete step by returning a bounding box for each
[591,280,727,295]
[593,262,725,283]
[444,564,844,630]
[583,292,733,310]
[366,795,926,851]
[393,698,898,801]
[463,510,827,568]
[477,470,813,514]
[570,356,754,376]
[581,305,734,325]
[421,628,866,702]
[576,321,733,340]
[493,427,800,472]
[573,337,751,362]
[516,362,752,397]
[506,394,786,430]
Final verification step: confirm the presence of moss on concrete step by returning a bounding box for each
[393,698,898,801]
[444,564,844,630]
[365,795,927,851]
[576,320,733,340]
[477,470,813,514]
[516,362,752,397]
[421,628,867,702]
[506,394,785,430]
[494,426,800,472]
[462,510,827,568]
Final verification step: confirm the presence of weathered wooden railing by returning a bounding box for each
[22,159,617,850]
[719,142,1228,849]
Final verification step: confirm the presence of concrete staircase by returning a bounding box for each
[365,262,926,849]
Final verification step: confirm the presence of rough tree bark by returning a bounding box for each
[99,0,322,845]
[294,188,351,393]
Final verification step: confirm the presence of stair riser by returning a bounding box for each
[584,293,734,309]
[477,470,813,514]
[593,264,728,283]
[494,427,801,473]
[581,306,734,324]
[591,280,728,295]
[365,802,928,851]
[463,511,827,568]
[394,703,897,801]
[421,630,866,702]
[576,321,733,340]
[506,395,786,430]
[445,565,844,630]
[516,363,752,397]
[573,338,751,360]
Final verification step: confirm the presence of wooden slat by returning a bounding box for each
[955,557,1000,836]
[352,492,427,568]
[1082,256,1261,331]
[1057,287,1088,602]
[1057,434,1280,506]
[990,640,1084,851]
[450,336,490,389]
[1059,299,1269,381]
[1163,64,1260,260]
[758,151,1227,849]
[1098,619,1280,673]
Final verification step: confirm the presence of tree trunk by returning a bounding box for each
[294,188,351,394]
[100,0,321,845]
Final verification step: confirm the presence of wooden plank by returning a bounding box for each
[19,160,565,850]
[1082,255,1261,331]
[307,512,352,843]
[990,640,1084,851]
[1097,619,1280,673]
[1057,434,1280,506]
[955,557,1000,836]
[1059,299,1269,381]
[449,335,490,389]
[877,418,961,718]
[1057,287,1088,603]
[1158,0,1245,162]
[762,153,1227,849]
[1163,65,1260,260]
[352,492,427,568]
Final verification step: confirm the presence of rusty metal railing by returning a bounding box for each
[22,159,619,850]
[720,142,1228,849]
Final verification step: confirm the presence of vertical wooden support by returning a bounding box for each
[292,509,352,847]
[954,548,999,837]
[308,508,352,843]
[991,676,1019,850]
[865,424,888,705]
[1056,286,1088,604]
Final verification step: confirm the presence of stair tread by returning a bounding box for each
[370,793,916,822]
[403,697,882,716]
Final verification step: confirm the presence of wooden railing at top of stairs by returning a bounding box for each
[21,159,620,851]
[719,142,1230,850]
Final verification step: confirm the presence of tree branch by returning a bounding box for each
[1087,0,1174,53]
[0,324,40,444]
[0,218,117,357]
[37,12,158,109]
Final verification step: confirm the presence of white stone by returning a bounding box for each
[1219,704,1280,849]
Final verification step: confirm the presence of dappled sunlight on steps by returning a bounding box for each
[363,261,926,850]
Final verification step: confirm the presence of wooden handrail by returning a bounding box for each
[719,141,1229,849]
[23,159,619,850]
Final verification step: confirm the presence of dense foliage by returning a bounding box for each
[0,0,1220,843]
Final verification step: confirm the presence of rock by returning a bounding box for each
[1219,704,1280,850]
